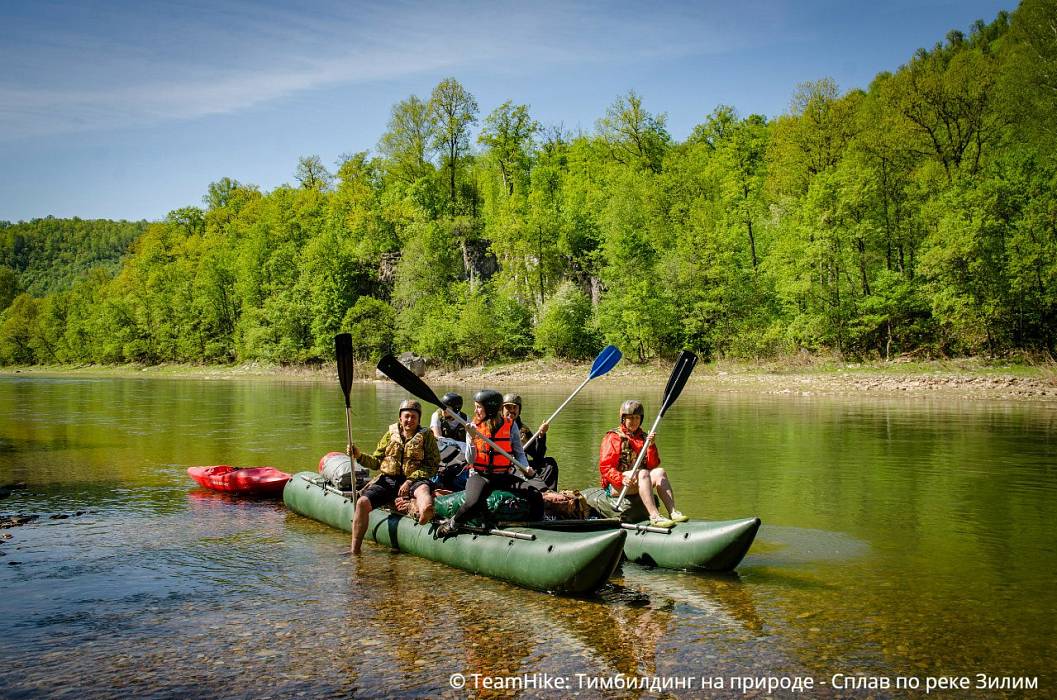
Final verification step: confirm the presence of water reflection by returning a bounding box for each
[1,376,1055,695]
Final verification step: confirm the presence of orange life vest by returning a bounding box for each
[472,418,513,474]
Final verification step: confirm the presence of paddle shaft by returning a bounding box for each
[522,375,589,451]
[620,521,672,534]
[458,525,536,541]
[373,354,530,478]
[523,345,621,451]
[445,408,532,479]
[299,473,348,499]
[613,410,663,508]
[343,407,357,500]
[335,333,357,501]
[612,350,697,510]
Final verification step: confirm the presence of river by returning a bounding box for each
[1,375,1054,697]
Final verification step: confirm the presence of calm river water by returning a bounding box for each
[1,375,1054,698]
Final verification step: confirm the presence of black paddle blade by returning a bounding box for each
[376,354,443,407]
[658,350,698,418]
[335,333,354,406]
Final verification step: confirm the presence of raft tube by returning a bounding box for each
[622,516,761,571]
[581,487,761,572]
[283,473,627,594]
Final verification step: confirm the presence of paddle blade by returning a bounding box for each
[658,350,698,418]
[376,354,443,407]
[335,333,354,405]
[588,344,622,380]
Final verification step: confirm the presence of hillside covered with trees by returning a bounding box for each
[1,1,1054,367]
[0,217,146,298]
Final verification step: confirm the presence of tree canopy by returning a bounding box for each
[3,6,1054,366]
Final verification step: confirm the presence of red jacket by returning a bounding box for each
[599,426,660,490]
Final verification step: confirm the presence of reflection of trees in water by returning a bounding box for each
[320,551,773,694]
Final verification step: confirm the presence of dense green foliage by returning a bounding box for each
[2,3,1054,366]
[0,217,147,297]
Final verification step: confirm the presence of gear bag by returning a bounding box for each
[318,451,367,491]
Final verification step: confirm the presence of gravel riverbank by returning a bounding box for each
[5,358,1056,402]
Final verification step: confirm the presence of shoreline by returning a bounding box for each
[3,357,1055,402]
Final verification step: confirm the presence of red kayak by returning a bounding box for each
[187,466,292,497]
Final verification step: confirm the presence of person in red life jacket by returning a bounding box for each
[348,399,440,554]
[435,389,544,536]
[599,399,689,528]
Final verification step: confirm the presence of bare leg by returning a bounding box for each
[414,484,434,525]
[636,469,661,519]
[650,467,676,515]
[350,496,372,554]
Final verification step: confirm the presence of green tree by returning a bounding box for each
[597,90,671,173]
[1002,1,1055,153]
[0,266,22,311]
[879,37,1001,183]
[0,294,40,363]
[378,95,436,184]
[428,78,479,210]
[295,155,333,191]
[342,295,396,361]
[534,282,598,359]
[479,101,539,196]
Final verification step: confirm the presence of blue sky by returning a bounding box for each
[0,0,1015,223]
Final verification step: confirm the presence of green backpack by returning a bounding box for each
[434,489,532,525]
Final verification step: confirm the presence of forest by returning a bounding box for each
[1,1,1054,367]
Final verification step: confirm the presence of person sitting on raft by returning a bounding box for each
[349,399,440,554]
[430,392,467,441]
[435,389,544,536]
[430,392,471,491]
[501,393,559,491]
[599,399,688,528]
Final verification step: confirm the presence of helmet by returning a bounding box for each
[619,399,644,421]
[398,399,422,417]
[473,389,503,418]
[440,392,463,412]
[502,393,522,408]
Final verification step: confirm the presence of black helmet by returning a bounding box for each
[473,389,503,418]
[620,399,644,421]
[440,392,463,412]
[398,399,422,417]
[502,393,522,408]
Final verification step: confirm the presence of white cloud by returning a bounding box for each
[0,0,772,140]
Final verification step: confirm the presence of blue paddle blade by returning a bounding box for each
[588,345,622,379]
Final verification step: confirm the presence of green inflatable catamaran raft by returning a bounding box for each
[581,487,761,572]
[284,473,627,594]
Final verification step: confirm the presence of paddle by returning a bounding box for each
[375,354,532,478]
[456,525,536,541]
[335,333,357,500]
[613,350,699,509]
[299,473,349,498]
[522,344,622,451]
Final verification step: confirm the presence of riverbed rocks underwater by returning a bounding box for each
[1,483,95,564]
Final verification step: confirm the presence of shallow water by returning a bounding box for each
[1,376,1054,697]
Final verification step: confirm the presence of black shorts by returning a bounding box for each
[361,474,434,509]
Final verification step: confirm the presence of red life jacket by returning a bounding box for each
[472,418,513,474]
